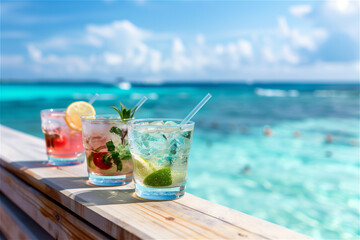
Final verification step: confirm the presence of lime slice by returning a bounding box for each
[87,154,96,169]
[65,101,96,131]
[132,154,155,179]
[144,168,172,187]
[171,171,187,185]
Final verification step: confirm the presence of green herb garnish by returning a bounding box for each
[102,140,132,171]
[109,126,123,137]
[109,103,136,121]
[102,153,112,165]
[106,141,115,151]
[111,152,122,171]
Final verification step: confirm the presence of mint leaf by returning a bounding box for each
[111,152,122,171]
[110,126,122,137]
[120,147,132,160]
[109,106,122,118]
[109,102,142,120]
[106,141,115,151]
[102,153,112,165]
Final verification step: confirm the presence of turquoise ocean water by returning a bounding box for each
[1,82,359,239]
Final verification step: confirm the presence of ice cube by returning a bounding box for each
[170,155,188,171]
[150,120,164,126]
[164,121,177,126]
[169,138,182,154]
[181,130,192,140]
[110,132,122,146]
[42,119,60,134]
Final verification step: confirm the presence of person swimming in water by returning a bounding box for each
[294,130,301,138]
[325,134,333,143]
[263,125,272,136]
[240,165,251,174]
[349,139,358,146]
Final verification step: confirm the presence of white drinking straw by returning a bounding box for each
[181,93,212,124]
[88,93,99,104]
[131,96,148,114]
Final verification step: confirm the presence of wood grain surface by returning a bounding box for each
[0,125,312,239]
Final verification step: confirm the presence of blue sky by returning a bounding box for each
[1,0,359,82]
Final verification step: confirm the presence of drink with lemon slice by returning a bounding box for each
[40,101,96,166]
[128,119,194,200]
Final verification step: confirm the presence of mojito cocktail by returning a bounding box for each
[41,109,84,165]
[81,115,133,186]
[128,119,195,200]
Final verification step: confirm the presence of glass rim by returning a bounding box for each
[128,118,195,127]
[41,108,94,116]
[41,108,66,114]
[81,114,133,121]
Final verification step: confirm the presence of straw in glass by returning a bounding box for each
[181,93,212,124]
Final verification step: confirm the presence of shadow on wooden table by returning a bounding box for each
[6,160,50,169]
[39,176,157,205]
[73,189,148,205]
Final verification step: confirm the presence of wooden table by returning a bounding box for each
[0,125,311,239]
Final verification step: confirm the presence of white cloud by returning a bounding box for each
[278,16,328,51]
[104,52,123,65]
[169,38,191,72]
[262,46,277,63]
[316,0,359,40]
[15,14,356,81]
[173,38,185,53]
[128,43,148,67]
[292,29,316,50]
[215,45,224,55]
[327,0,359,14]
[148,49,162,72]
[41,37,69,49]
[196,34,205,45]
[278,16,290,37]
[289,5,312,17]
[282,45,300,64]
[213,39,253,69]
[238,40,253,58]
[27,44,42,61]
[86,20,149,44]
[85,35,103,47]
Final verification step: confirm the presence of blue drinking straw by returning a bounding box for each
[181,93,212,124]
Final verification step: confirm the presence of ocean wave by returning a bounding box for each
[255,88,299,97]
[313,90,357,98]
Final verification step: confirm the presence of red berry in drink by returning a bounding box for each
[53,134,66,147]
[93,152,112,170]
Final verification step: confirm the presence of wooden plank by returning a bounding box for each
[0,167,113,240]
[0,125,312,239]
[0,193,53,240]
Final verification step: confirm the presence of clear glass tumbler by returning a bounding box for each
[41,108,85,166]
[81,115,133,186]
[128,119,195,200]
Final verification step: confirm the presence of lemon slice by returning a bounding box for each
[132,154,155,179]
[65,101,96,131]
